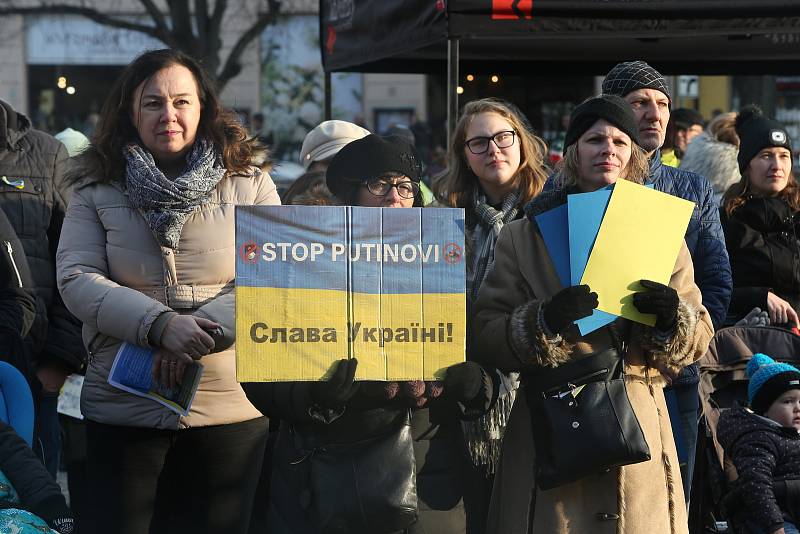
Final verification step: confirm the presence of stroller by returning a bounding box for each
[690,325,800,533]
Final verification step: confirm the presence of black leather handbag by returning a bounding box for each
[525,348,651,490]
[293,409,418,534]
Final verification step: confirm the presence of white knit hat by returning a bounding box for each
[299,120,370,170]
[54,128,90,157]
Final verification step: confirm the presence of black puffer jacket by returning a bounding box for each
[0,99,84,372]
[0,421,75,532]
[0,205,36,378]
[721,195,800,322]
[717,404,800,532]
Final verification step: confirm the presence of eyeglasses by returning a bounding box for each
[464,130,517,155]
[365,179,420,199]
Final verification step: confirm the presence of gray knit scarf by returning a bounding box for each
[463,189,521,475]
[467,189,520,303]
[125,140,225,249]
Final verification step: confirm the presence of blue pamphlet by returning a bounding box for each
[108,343,203,416]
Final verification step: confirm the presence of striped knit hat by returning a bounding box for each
[747,353,800,415]
[602,60,671,102]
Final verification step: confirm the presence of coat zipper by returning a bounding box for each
[4,241,22,287]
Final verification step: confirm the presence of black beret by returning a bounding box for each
[326,134,422,201]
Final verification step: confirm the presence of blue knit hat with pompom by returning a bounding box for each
[747,353,800,414]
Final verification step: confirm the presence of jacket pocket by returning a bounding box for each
[0,179,48,237]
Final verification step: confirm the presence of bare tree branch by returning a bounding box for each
[0,3,171,42]
[195,0,209,44]
[217,0,282,87]
[0,0,283,92]
[209,0,227,41]
[139,0,172,38]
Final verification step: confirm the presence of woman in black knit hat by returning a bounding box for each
[473,94,713,534]
[721,105,800,328]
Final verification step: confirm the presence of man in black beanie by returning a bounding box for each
[602,60,733,505]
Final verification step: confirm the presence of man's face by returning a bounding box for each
[623,88,670,154]
[676,123,704,152]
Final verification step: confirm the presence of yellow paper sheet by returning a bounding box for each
[579,179,694,326]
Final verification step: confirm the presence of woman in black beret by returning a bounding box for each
[245,134,495,534]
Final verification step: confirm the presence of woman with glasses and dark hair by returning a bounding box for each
[244,134,495,534]
[55,49,279,534]
[433,98,549,534]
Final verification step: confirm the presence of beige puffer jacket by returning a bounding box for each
[56,167,280,429]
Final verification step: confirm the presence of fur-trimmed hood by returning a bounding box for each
[679,133,740,198]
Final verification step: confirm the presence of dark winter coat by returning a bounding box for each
[648,155,731,388]
[247,381,486,534]
[0,421,72,525]
[647,153,732,331]
[717,404,800,533]
[721,195,800,322]
[0,99,84,372]
[0,206,36,379]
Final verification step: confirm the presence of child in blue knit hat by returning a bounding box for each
[717,353,800,534]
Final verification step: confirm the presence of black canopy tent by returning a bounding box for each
[319,0,800,141]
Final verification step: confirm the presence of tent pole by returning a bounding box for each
[324,70,332,120]
[447,38,459,148]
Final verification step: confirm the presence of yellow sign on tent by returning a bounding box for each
[580,179,694,326]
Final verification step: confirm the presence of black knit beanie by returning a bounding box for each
[735,105,792,173]
[564,95,641,149]
[326,134,422,201]
[602,60,672,102]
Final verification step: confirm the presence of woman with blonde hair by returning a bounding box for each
[435,97,548,533]
[475,94,712,534]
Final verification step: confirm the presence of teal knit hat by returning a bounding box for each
[747,353,800,414]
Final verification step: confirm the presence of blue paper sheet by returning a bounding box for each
[568,189,618,335]
[534,204,570,288]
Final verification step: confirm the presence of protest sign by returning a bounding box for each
[580,179,694,326]
[235,206,466,382]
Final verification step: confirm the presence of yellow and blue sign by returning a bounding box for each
[235,206,466,382]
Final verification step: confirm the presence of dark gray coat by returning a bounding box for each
[0,99,84,372]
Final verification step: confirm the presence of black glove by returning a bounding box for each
[444,361,485,404]
[311,358,359,408]
[31,494,76,534]
[632,279,679,331]
[542,285,598,334]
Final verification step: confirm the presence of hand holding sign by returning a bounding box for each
[312,359,360,408]
[543,285,599,334]
[632,279,679,331]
